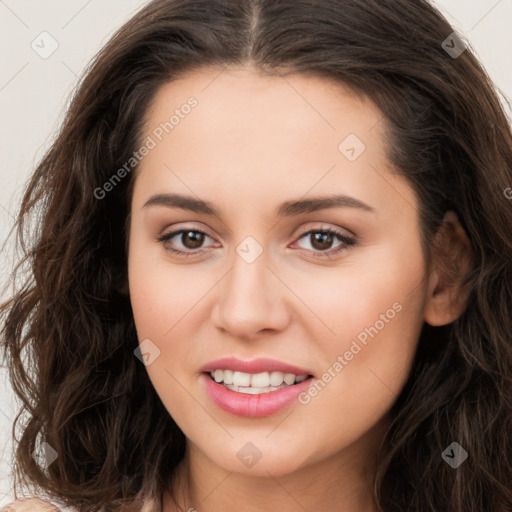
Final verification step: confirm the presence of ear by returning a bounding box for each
[424,210,473,326]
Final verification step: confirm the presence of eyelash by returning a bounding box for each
[157,226,356,259]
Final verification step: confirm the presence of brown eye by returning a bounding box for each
[158,229,213,255]
[309,231,335,251]
[179,230,205,249]
[294,228,356,258]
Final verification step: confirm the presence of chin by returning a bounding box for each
[201,439,318,477]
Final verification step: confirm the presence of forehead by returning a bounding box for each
[141,65,383,156]
[132,66,417,224]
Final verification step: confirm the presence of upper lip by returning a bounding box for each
[200,357,314,376]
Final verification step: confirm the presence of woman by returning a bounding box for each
[1,0,511,510]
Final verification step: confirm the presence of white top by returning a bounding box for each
[0,496,161,512]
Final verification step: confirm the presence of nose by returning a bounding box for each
[211,246,291,340]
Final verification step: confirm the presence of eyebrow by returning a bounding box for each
[142,193,375,217]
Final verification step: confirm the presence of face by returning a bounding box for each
[127,66,430,477]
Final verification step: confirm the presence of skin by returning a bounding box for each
[127,65,472,511]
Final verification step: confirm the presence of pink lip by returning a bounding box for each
[201,373,314,417]
[200,357,313,376]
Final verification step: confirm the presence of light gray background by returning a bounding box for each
[0,0,511,505]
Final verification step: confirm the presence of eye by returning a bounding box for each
[157,225,356,259]
[292,227,356,258]
[157,228,216,256]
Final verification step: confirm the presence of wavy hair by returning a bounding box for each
[1,0,511,510]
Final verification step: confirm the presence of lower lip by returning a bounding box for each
[201,373,314,417]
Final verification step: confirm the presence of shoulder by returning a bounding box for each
[1,498,66,511]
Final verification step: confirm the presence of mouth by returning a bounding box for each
[205,369,314,395]
[200,359,316,417]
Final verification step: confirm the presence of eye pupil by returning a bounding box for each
[182,231,204,249]
[311,232,333,250]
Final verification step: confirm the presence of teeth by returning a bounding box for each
[283,373,295,385]
[224,383,288,394]
[209,369,309,388]
[270,371,284,386]
[250,372,270,387]
[223,369,234,385]
[233,371,251,387]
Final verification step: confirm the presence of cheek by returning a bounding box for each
[287,239,425,392]
[128,247,208,425]
[128,242,211,339]
[293,244,426,436]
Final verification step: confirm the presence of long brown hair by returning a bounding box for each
[1,1,511,510]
